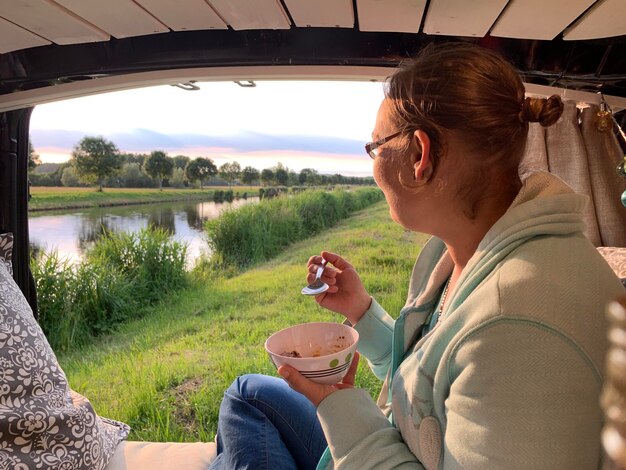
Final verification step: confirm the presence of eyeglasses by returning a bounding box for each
[365,131,403,159]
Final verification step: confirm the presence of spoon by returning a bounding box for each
[301,259,329,295]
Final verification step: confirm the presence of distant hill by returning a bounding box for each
[33,163,61,174]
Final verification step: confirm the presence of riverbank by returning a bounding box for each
[29,186,260,211]
[34,188,381,351]
[57,201,428,443]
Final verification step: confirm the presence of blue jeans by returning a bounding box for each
[208,374,327,470]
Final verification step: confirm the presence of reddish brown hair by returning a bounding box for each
[385,42,563,217]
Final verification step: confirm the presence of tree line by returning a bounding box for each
[29,136,375,190]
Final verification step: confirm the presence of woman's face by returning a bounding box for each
[371,98,452,234]
[371,99,422,229]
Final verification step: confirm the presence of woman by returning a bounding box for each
[209,42,625,469]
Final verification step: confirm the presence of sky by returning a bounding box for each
[30,80,385,177]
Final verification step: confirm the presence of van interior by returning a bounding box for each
[0,1,625,468]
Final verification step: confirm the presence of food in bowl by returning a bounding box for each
[280,350,302,358]
[280,337,348,359]
[265,322,359,385]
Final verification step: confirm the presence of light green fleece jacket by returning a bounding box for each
[315,172,625,470]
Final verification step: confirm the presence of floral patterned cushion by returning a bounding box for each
[0,233,12,276]
[0,261,129,469]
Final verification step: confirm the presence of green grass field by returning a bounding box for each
[57,201,428,443]
[29,186,260,211]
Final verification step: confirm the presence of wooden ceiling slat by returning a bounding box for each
[283,0,353,28]
[564,0,626,40]
[0,0,109,45]
[208,0,290,30]
[134,0,227,31]
[0,16,50,54]
[491,0,594,40]
[357,0,426,33]
[53,0,169,39]
[423,0,508,37]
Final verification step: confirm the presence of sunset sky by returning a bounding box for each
[30,80,385,176]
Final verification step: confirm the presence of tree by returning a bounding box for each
[122,152,147,166]
[119,162,153,188]
[275,168,288,186]
[28,141,41,171]
[185,157,217,189]
[260,168,274,186]
[241,166,260,185]
[218,161,241,186]
[60,166,80,187]
[169,167,186,188]
[287,170,299,186]
[271,163,290,186]
[328,174,338,184]
[173,155,190,169]
[144,150,174,190]
[71,136,123,191]
[298,168,319,186]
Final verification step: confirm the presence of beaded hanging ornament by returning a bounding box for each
[597,93,626,207]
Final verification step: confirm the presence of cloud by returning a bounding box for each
[31,130,84,149]
[30,128,365,156]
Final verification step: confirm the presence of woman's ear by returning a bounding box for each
[413,130,433,181]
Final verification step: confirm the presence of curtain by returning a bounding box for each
[521,100,626,247]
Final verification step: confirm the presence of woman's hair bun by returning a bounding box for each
[520,95,564,127]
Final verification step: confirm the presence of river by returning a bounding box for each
[28,197,259,266]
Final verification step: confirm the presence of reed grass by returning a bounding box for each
[88,229,187,305]
[31,228,187,350]
[205,188,383,269]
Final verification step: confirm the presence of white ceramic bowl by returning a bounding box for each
[265,322,359,385]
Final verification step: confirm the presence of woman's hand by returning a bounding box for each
[278,352,360,407]
[307,251,371,325]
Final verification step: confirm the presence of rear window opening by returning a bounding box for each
[27,80,384,265]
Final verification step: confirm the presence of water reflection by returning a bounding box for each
[148,207,176,235]
[29,198,258,266]
[77,215,115,252]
